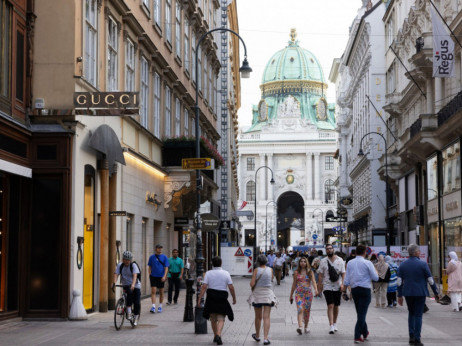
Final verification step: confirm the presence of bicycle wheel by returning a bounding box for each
[114,298,125,330]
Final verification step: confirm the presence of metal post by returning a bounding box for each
[191,27,251,334]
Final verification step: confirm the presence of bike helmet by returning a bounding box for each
[123,250,133,260]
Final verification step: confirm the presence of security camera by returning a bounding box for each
[76,56,83,62]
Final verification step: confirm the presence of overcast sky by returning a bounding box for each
[236,0,363,127]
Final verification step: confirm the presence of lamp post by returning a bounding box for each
[358,131,390,255]
[254,166,275,256]
[265,201,277,254]
[191,28,251,334]
[311,208,324,245]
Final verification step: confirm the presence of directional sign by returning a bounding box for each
[233,210,254,217]
[182,158,214,170]
[312,234,318,240]
[244,249,252,257]
[195,213,220,232]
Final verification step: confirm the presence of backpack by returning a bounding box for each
[327,260,340,282]
[120,261,141,283]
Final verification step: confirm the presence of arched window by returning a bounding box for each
[246,181,256,202]
[326,210,335,222]
[324,179,335,201]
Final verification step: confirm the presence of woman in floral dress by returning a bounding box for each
[289,257,318,335]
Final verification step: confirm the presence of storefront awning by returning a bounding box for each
[0,158,32,178]
[87,124,126,174]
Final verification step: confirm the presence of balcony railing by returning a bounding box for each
[438,90,462,127]
[410,118,422,138]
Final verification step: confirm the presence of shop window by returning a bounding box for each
[443,141,461,194]
[444,217,462,267]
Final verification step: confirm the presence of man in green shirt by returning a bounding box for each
[167,249,184,305]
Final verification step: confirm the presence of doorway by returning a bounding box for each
[83,166,95,311]
[277,192,304,249]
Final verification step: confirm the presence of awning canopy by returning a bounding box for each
[87,124,126,174]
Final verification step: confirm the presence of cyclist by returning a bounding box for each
[113,251,141,325]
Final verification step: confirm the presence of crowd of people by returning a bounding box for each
[112,243,462,345]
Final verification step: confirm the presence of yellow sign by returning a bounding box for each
[182,158,214,170]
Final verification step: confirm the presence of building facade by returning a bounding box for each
[0,0,240,319]
[332,0,392,248]
[238,30,339,252]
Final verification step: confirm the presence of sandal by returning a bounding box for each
[252,333,261,342]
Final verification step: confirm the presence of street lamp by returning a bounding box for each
[311,208,324,245]
[358,131,390,255]
[254,166,275,256]
[265,201,277,254]
[192,28,252,334]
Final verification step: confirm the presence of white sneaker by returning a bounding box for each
[329,325,335,334]
[133,315,139,326]
[333,323,338,332]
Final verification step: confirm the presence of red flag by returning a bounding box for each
[239,201,247,210]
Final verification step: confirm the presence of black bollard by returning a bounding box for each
[194,305,208,334]
[183,278,195,322]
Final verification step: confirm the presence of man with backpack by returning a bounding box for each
[167,249,184,305]
[317,244,346,335]
[112,251,141,325]
[148,244,170,313]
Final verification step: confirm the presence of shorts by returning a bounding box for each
[324,290,342,306]
[150,276,165,288]
[252,302,275,308]
[209,313,226,322]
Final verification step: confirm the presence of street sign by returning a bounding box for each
[234,247,244,256]
[195,213,220,232]
[174,217,189,225]
[312,234,318,240]
[234,210,254,217]
[244,249,252,257]
[181,158,214,170]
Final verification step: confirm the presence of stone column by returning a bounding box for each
[434,77,442,113]
[267,153,274,200]
[426,78,434,114]
[314,152,320,201]
[306,152,312,200]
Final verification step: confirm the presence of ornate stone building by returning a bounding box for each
[238,30,339,251]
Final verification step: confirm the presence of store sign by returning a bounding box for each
[74,92,139,109]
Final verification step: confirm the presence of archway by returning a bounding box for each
[276,191,304,250]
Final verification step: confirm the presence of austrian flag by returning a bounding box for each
[239,201,248,210]
[431,6,455,78]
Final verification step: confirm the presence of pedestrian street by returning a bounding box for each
[1,275,461,345]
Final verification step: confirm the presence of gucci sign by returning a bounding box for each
[73,92,139,109]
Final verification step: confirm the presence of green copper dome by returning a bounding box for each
[245,29,335,133]
[262,39,324,84]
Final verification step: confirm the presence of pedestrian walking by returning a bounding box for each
[112,251,141,325]
[267,250,276,269]
[291,251,301,272]
[198,256,236,346]
[147,244,169,313]
[385,256,398,307]
[397,244,440,346]
[248,254,277,345]
[317,244,346,334]
[289,257,317,335]
[273,252,284,285]
[446,251,462,312]
[343,244,378,344]
[374,255,390,308]
[167,249,184,305]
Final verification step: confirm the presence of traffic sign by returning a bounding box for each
[234,247,244,256]
[182,158,214,170]
[312,234,318,240]
[244,249,252,257]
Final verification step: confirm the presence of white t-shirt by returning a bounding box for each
[203,267,233,291]
[318,256,345,290]
[274,257,285,268]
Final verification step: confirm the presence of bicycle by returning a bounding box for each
[112,284,137,330]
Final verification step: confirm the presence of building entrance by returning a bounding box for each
[277,192,304,249]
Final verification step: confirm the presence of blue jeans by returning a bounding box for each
[351,286,371,340]
[404,296,426,341]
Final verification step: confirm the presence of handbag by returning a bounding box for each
[327,260,340,282]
